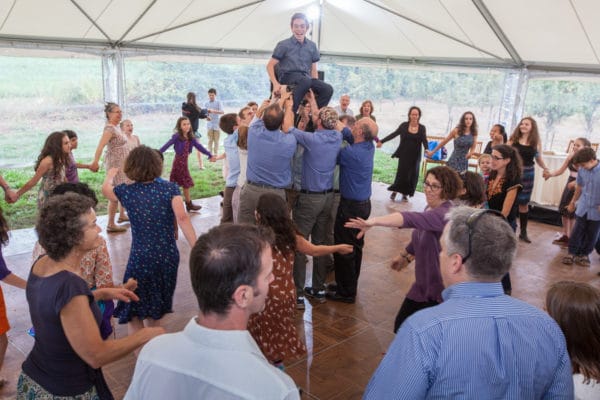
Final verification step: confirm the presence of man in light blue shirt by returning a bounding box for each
[364,207,573,400]
[285,96,342,305]
[238,94,297,224]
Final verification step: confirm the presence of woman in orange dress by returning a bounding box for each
[248,193,351,368]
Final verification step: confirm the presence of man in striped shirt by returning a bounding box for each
[364,207,573,399]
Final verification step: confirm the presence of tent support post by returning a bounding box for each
[498,68,528,134]
[102,49,126,110]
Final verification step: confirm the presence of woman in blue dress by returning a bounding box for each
[102,145,197,335]
[426,111,479,173]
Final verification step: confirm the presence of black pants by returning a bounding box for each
[394,298,439,333]
[333,197,371,298]
[280,72,333,113]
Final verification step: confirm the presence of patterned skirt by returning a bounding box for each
[17,373,100,400]
[517,165,535,205]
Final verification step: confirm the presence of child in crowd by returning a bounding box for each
[546,281,600,400]
[63,130,92,184]
[232,125,248,223]
[562,147,600,266]
[160,116,215,212]
[120,119,141,151]
[0,206,27,387]
[217,113,240,224]
[544,138,592,247]
[457,171,486,208]
[478,153,492,180]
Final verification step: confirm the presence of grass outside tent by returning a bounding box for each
[0,149,422,230]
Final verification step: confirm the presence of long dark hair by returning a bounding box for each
[256,193,297,256]
[0,206,9,246]
[175,117,192,141]
[509,116,540,149]
[489,144,522,183]
[35,131,69,175]
[456,111,478,137]
[186,92,201,112]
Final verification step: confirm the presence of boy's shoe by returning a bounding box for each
[561,255,574,265]
[304,287,326,303]
[296,296,305,310]
[574,255,591,267]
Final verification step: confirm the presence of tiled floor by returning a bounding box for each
[1,182,599,399]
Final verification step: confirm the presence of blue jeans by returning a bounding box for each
[568,214,600,256]
[279,72,333,113]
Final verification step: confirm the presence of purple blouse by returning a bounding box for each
[159,134,212,158]
[401,200,453,303]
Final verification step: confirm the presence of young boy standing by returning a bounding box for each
[563,147,600,266]
[205,88,224,156]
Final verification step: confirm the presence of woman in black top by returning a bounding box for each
[378,106,428,202]
[181,92,208,169]
[483,124,507,154]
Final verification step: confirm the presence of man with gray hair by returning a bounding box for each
[283,91,343,307]
[334,94,353,117]
[364,207,573,399]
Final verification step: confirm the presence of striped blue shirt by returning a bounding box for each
[364,282,573,399]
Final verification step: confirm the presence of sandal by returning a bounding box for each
[390,192,397,201]
[107,225,128,233]
[117,215,129,223]
[561,255,574,265]
[574,255,591,267]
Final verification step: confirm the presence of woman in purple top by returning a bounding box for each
[346,166,462,332]
[17,193,163,399]
[160,116,215,212]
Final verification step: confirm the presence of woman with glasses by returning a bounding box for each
[486,144,522,294]
[90,102,131,233]
[345,166,462,332]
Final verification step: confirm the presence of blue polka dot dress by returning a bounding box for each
[113,178,181,323]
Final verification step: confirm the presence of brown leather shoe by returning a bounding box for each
[186,201,202,212]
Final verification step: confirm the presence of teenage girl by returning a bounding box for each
[160,116,215,212]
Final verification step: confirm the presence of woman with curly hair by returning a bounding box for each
[181,92,209,169]
[247,193,351,369]
[356,100,376,122]
[345,166,463,332]
[426,111,479,173]
[509,116,549,243]
[547,281,600,400]
[17,193,163,399]
[14,131,70,208]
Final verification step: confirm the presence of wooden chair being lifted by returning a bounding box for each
[467,141,484,172]
[421,135,447,176]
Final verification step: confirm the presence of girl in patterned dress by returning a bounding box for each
[14,131,70,207]
[91,102,131,233]
[426,111,479,173]
[160,117,215,212]
[248,194,352,368]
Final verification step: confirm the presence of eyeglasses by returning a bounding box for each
[461,209,506,264]
[423,181,442,191]
[491,155,504,161]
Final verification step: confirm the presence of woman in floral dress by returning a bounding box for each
[426,111,479,173]
[248,193,351,368]
[91,102,131,233]
[102,145,197,336]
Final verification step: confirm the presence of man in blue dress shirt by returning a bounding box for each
[267,12,333,113]
[326,117,377,304]
[364,207,574,399]
[284,92,342,305]
[238,94,297,224]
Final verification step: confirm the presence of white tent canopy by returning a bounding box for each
[1,0,599,74]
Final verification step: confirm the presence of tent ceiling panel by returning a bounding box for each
[0,0,599,73]
[485,0,600,65]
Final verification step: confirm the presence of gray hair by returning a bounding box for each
[446,206,516,280]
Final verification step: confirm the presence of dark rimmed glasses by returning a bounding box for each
[461,209,506,264]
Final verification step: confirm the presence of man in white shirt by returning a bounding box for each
[334,94,353,117]
[125,224,300,400]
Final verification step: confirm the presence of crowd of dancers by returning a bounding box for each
[0,10,598,400]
